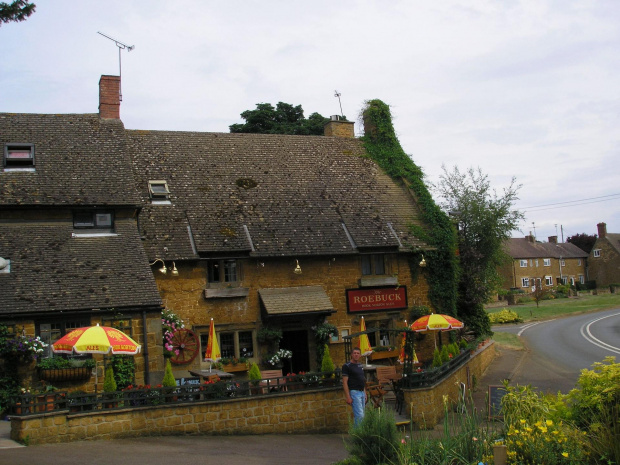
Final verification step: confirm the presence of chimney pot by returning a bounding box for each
[597,222,607,239]
[99,75,121,119]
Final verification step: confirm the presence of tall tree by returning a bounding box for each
[436,166,524,336]
[0,1,35,25]
[567,233,597,254]
[229,102,333,135]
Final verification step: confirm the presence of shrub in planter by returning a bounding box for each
[432,347,442,368]
[162,358,177,401]
[103,365,119,407]
[440,345,450,364]
[320,344,335,383]
[247,362,262,394]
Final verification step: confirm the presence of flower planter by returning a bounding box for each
[370,349,399,361]
[221,363,248,373]
[38,366,92,383]
[36,394,55,412]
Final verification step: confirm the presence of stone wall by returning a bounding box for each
[11,387,348,445]
[404,341,496,428]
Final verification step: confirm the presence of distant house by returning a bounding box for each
[588,222,620,287]
[500,234,588,291]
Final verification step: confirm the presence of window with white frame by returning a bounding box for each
[577,259,582,266]
[560,259,566,266]
[521,277,530,287]
[543,258,551,266]
[520,259,528,268]
[561,277,568,285]
[73,210,114,231]
[535,259,539,267]
[4,143,34,169]
[148,180,171,203]
[545,276,553,286]
[593,249,601,258]
[579,275,584,284]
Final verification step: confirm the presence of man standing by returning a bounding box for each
[342,347,366,426]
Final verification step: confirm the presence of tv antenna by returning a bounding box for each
[97,31,135,101]
[334,90,344,117]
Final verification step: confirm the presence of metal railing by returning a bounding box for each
[8,370,342,416]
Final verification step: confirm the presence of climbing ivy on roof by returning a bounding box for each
[360,99,458,315]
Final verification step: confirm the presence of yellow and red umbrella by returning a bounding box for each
[52,324,141,355]
[410,313,464,349]
[204,318,221,370]
[359,316,373,357]
[410,313,464,332]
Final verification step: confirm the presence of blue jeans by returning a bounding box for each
[350,390,365,426]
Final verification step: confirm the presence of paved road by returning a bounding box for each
[493,307,620,393]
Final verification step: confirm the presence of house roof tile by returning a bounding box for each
[127,131,430,258]
[504,238,588,259]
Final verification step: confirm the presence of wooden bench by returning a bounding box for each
[260,369,286,393]
[375,365,403,413]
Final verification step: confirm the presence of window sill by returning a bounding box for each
[359,276,398,287]
[72,232,119,238]
[204,288,250,299]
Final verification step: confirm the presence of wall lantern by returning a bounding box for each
[419,255,427,268]
[149,258,179,276]
[294,259,302,275]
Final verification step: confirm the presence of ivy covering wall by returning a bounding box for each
[360,99,458,315]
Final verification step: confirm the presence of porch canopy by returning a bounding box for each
[259,286,335,318]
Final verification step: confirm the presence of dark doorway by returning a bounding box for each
[281,330,310,374]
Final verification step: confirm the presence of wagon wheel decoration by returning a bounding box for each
[168,328,199,364]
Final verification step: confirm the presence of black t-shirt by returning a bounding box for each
[342,361,365,391]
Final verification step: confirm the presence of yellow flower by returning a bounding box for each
[525,427,532,432]
[562,452,569,458]
[546,419,553,426]
[520,419,526,424]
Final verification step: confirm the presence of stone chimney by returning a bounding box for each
[597,222,607,239]
[99,75,120,119]
[324,115,355,138]
[526,233,535,243]
[548,236,558,244]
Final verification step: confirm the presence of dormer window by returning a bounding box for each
[73,210,114,232]
[4,143,34,169]
[148,180,171,203]
[361,254,386,275]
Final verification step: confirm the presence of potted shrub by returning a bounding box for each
[320,344,337,386]
[162,358,178,402]
[68,390,95,412]
[247,362,262,395]
[102,365,119,408]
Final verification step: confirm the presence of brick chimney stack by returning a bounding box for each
[526,233,535,243]
[99,75,120,119]
[548,236,558,244]
[597,222,607,239]
[324,115,355,138]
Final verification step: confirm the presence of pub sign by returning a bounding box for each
[346,286,408,313]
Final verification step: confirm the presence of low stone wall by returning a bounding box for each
[403,341,496,428]
[11,344,497,444]
[11,387,349,445]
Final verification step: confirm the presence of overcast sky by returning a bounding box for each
[2,1,619,241]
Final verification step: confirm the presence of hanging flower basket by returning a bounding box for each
[38,366,92,383]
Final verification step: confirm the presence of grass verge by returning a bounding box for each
[487,293,620,323]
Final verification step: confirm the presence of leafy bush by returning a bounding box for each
[111,355,135,390]
[488,308,522,324]
[432,347,442,368]
[347,405,400,465]
[257,326,282,343]
[567,356,620,463]
[440,345,450,364]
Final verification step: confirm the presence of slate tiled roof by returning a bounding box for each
[0,218,162,316]
[127,131,429,259]
[0,113,140,206]
[600,233,620,255]
[504,238,588,259]
[259,286,334,316]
